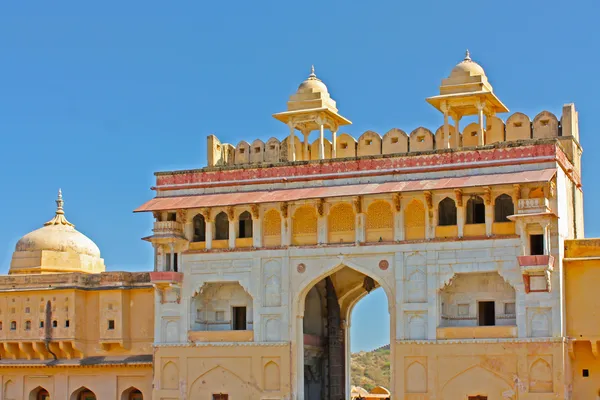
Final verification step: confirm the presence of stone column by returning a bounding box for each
[205,220,213,250]
[476,100,485,146]
[252,205,262,247]
[424,192,433,240]
[319,122,325,159]
[453,113,461,148]
[485,204,493,237]
[331,129,338,158]
[169,243,175,272]
[295,315,305,400]
[302,130,310,161]
[484,187,493,237]
[288,122,296,161]
[354,197,365,244]
[152,243,159,272]
[394,194,404,241]
[228,207,236,249]
[441,101,450,148]
[281,203,290,246]
[542,221,551,255]
[457,207,465,238]
[317,199,327,244]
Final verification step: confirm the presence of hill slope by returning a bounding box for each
[350,345,391,391]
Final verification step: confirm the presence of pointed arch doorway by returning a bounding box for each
[298,264,393,400]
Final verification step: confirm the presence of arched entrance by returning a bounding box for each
[29,387,50,400]
[299,264,392,400]
[121,387,143,400]
[70,387,96,400]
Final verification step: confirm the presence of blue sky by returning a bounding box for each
[0,1,598,353]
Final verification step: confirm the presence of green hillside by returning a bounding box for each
[350,345,391,391]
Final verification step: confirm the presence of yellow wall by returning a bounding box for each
[394,341,567,399]
[564,239,600,400]
[154,344,291,400]
[0,365,152,399]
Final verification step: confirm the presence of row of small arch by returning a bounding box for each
[222,110,561,165]
[190,194,515,243]
[12,384,143,400]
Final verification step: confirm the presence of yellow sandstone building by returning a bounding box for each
[2,52,600,399]
[1,191,153,399]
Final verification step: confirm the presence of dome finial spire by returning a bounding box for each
[464,49,471,61]
[309,65,316,79]
[45,189,74,227]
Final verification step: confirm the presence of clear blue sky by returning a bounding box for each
[0,1,598,353]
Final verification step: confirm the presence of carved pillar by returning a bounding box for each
[251,205,261,248]
[202,209,212,250]
[302,130,311,161]
[281,203,290,246]
[476,100,486,146]
[227,207,236,249]
[169,242,175,272]
[326,277,345,400]
[354,196,365,244]
[455,189,464,238]
[152,243,159,272]
[318,117,325,160]
[424,191,433,239]
[484,186,493,237]
[393,194,404,241]
[317,198,327,244]
[453,112,461,148]
[441,101,450,149]
[542,221,551,255]
[288,122,296,162]
[331,129,338,158]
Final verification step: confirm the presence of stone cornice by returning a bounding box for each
[155,341,289,348]
[396,337,567,345]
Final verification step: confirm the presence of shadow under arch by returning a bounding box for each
[121,386,143,400]
[70,387,97,400]
[29,386,50,400]
[296,260,394,400]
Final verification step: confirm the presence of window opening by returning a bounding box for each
[213,395,228,400]
[478,301,495,326]
[167,212,177,222]
[238,211,253,238]
[193,215,206,242]
[466,196,485,224]
[108,320,115,330]
[215,212,229,240]
[25,321,31,330]
[530,234,544,255]
[494,194,514,222]
[232,307,247,330]
[438,197,457,226]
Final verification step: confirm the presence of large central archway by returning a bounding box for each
[298,264,392,400]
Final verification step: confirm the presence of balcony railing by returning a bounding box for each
[437,325,517,339]
[153,221,184,235]
[517,198,550,214]
[188,330,253,342]
[150,271,183,284]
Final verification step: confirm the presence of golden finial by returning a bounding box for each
[464,49,471,61]
[309,65,316,79]
[44,189,74,227]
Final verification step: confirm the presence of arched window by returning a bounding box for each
[494,194,514,222]
[438,197,457,226]
[214,212,229,240]
[238,211,253,238]
[466,196,485,224]
[193,214,206,242]
[10,321,16,330]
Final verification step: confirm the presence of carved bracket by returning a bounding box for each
[454,189,463,207]
[393,193,401,212]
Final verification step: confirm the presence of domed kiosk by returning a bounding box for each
[273,66,351,161]
[426,50,509,148]
[10,190,105,274]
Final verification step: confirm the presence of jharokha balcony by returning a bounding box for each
[149,271,183,284]
[517,255,554,293]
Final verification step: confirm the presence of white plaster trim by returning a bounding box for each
[395,337,566,345]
